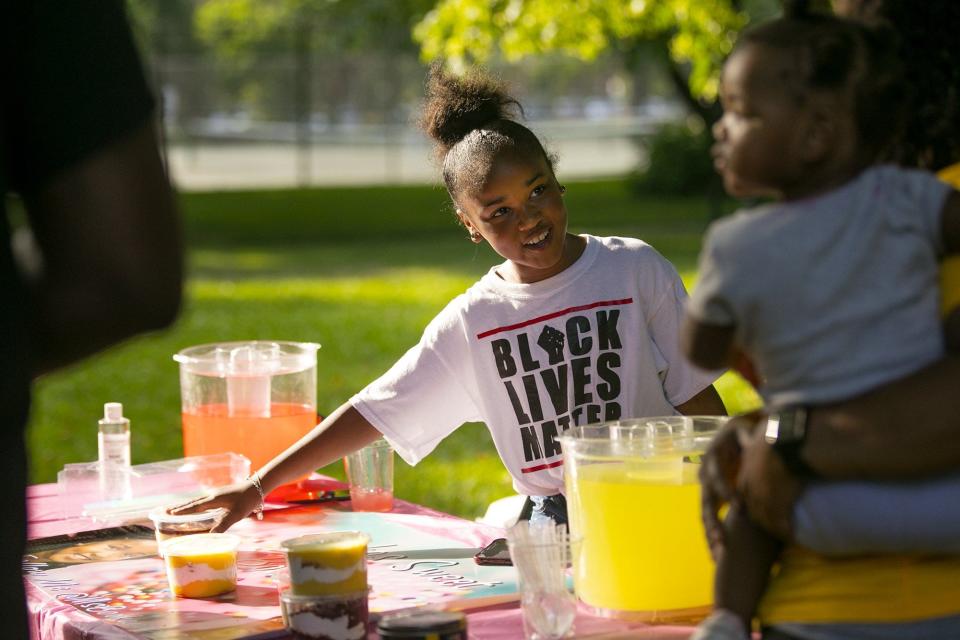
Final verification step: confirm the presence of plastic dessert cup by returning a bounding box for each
[280,590,370,640]
[162,533,241,598]
[281,532,369,596]
[149,506,227,548]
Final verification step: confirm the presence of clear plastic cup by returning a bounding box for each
[343,439,394,512]
[162,533,241,598]
[506,523,576,640]
[281,531,370,597]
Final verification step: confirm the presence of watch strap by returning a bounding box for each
[770,407,819,480]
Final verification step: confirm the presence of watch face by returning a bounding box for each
[764,415,780,444]
[766,408,807,446]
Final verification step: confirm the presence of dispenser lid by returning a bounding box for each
[173,341,319,377]
[558,415,728,460]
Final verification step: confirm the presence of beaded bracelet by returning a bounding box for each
[249,473,266,520]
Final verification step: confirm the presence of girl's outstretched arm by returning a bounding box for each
[171,403,381,532]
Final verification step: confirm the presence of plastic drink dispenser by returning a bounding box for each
[175,341,320,473]
[559,416,725,622]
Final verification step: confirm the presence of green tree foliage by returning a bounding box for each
[414,0,748,117]
[194,0,435,59]
[187,0,436,123]
[632,121,715,195]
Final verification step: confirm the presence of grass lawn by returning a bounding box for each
[27,178,760,518]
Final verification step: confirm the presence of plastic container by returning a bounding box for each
[281,531,369,596]
[174,341,319,474]
[162,533,241,598]
[149,506,228,547]
[97,402,131,501]
[559,416,727,622]
[57,452,250,523]
[280,590,369,640]
[376,611,467,639]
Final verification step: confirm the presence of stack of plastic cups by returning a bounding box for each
[280,532,371,640]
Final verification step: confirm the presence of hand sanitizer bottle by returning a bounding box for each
[98,402,131,501]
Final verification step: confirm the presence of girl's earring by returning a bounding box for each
[559,185,566,194]
[469,231,482,243]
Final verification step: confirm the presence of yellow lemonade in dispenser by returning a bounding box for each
[568,460,713,615]
[561,417,724,621]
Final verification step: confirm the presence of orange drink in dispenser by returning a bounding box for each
[174,341,320,475]
[560,416,726,622]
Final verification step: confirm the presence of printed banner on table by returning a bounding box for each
[24,505,517,639]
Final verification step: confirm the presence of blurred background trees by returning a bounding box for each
[124,0,780,193]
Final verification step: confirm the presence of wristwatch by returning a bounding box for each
[764,407,818,479]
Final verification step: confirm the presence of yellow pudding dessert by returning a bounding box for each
[281,532,369,596]
[163,533,241,598]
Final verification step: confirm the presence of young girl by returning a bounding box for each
[175,66,724,531]
[683,3,960,639]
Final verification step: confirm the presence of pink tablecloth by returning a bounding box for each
[25,481,695,640]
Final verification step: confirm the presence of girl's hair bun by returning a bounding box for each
[420,63,522,156]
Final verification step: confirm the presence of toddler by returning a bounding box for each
[683,3,960,639]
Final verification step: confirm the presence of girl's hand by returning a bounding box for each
[168,480,262,533]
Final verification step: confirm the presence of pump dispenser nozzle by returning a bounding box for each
[104,402,125,423]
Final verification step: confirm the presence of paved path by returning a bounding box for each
[167,136,643,190]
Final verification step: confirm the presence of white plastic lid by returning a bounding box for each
[173,341,319,377]
[149,505,228,526]
[281,531,370,553]
[104,402,124,421]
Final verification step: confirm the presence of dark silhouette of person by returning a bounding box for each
[2,1,183,635]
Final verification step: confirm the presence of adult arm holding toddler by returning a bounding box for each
[174,65,725,532]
